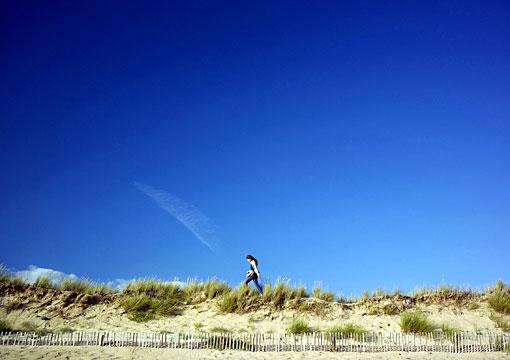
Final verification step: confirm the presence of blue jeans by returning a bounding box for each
[245,274,263,293]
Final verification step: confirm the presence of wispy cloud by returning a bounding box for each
[133,182,218,252]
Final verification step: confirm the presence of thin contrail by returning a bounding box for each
[133,182,218,252]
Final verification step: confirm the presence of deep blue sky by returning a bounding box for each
[1,1,509,296]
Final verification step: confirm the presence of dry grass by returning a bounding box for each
[311,285,335,302]
[182,278,230,304]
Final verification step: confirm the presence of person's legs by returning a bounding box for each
[253,278,263,293]
[245,274,256,285]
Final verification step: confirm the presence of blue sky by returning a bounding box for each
[1,1,509,296]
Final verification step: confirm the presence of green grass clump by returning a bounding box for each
[490,313,510,332]
[4,299,22,312]
[209,326,232,333]
[488,282,510,315]
[193,322,204,330]
[263,281,308,310]
[124,279,181,299]
[287,319,311,334]
[326,322,366,335]
[34,277,55,289]
[121,293,180,322]
[311,286,334,302]
[441,324,459,336]
[217,284,260,314]
[121,279,183,322]
[0,319,12,331]
[0,264,10,283]
[400,310,434,333]
[467,300,480,310]
[60,278,95,293]
[182,279,230,304]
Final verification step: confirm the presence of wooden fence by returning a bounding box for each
[0,331,508,352]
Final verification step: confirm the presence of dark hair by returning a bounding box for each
[245,254,258,266]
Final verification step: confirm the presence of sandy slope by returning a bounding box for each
[0,290,498,335]
[0,346,508,360]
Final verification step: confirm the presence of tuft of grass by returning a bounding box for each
[217,284,259,314]
[0,319,12,331]
[0,264,11,283]
[400,310,434,333]
[34,277,55,289]
[4,299,22,312]
[193,322,204,330]
[182,279,230,305]
[287,318,311,334]
[121,293,180,322]
[58,327,74,333]
[311,286,334,302]
[490,313,510,332]
[326,322,366,335]
[209,326,232,333]
[441,324,459,336]
[467,300,480,310]
[412,284,476,306]
[124,278,181,299]
[488,282,510,315]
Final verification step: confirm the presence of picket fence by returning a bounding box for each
[0,331,509,352]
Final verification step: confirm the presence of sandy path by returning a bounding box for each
[0,346,508,360]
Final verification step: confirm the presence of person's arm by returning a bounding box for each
[250,260,261,278]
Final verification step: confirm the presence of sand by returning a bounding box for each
[0,346,508,360]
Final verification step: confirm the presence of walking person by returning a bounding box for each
[245,254,263,293]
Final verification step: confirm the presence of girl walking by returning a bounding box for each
[245,254,263,293]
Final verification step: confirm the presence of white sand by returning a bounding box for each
[0,346,508,360]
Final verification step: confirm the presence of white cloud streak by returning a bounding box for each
[13,265,78,285]
[133,182,218,252]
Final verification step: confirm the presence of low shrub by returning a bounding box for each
[400,310,434,333]
[287,319,311,334]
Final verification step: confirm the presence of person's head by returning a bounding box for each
[245,254,258,266]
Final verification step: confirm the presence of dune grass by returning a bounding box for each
[441,324,459,336]
[4,299,22,313]
[400,310,434,333]
[0,319,12,331]
[209,326,232,333]
[327,322,366,335]
[311,286,335,302]
[488,281,510,315]
[287,318,311,334]
[182,278,230,304]
[59,278,115,296]
[34,276,56,289]
[121,279,183,322]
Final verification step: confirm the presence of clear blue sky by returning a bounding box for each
[1,1,509,296]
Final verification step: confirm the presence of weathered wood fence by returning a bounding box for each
[0,331,508,352]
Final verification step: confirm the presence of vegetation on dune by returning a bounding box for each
[287,318,311,334]
[311,285,335,302]
[121,279,183,322]
[400,310,434,333]
[327,322,366,336]
[489,313,510,332]
[182,278,230,304]
[34,276,56,289]
[488,281,510,315]
[209,326,232,333]
[412,284,476,306]
[4,299,22,313]
[217,281,310,314]
[0,319,12,332]
[441,324,459,336]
